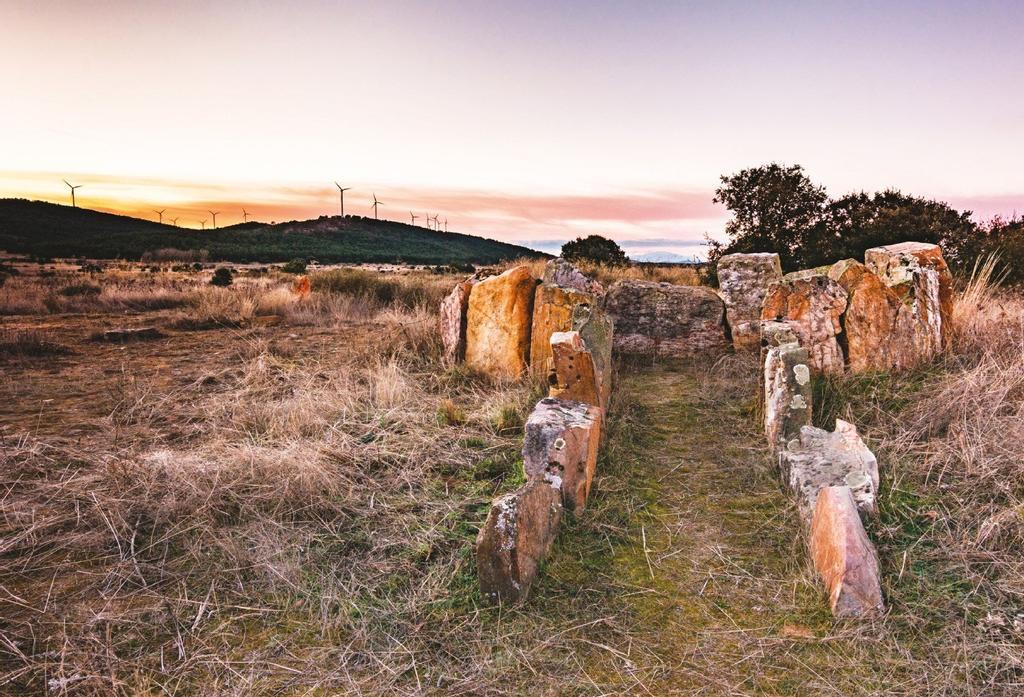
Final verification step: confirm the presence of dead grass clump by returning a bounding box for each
[310,268,449,309]
[0,328,68,358]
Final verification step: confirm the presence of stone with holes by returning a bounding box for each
[549,331,606,412]
[523,397,602,512]
[529,283,597,382]
[465,266,537,378]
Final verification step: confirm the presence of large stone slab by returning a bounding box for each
[476,479,563,604]
[465,266,538,379]
[542,257,605,295]
[717,253,783,350]
[529,283,597,382]
[761,274,847,374]
[523,397,602,512]
[439,279,474,362]
[829,260,922,373]
[810,485,885,618]
[865,241,953,352]
[781,420,879,525]
[549,331,606,412]
[764,340,813,452]
[603,281,729,357]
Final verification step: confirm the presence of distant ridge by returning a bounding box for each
[0,199,547,265]
[630,251,700,264]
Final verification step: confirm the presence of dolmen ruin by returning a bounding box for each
[440,241,955,619]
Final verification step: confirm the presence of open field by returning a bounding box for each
[1,259,1023,695]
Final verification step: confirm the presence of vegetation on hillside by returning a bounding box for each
[0,199,546,265]
[560,234,629,266]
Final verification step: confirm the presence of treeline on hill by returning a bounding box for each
[709,163,1024,282]
[0,199,545,265]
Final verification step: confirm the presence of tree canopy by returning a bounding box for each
[561,235,629,266]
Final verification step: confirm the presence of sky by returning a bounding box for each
[2,0,1022,259]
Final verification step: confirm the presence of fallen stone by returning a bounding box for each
[476,479,563,604]
[440,279,475,362]
[541,257,605,295]
[717,253,783,350]
[763,340,813,452]
[761,273,847,374]
[809,485,885,618]
[781,420,879,525]
[523,397,602,513]
[292,275,311,298]
[603,281,729,357]
[549,331,605,411]
[830,260,921,373]
[865,241,953,351]
[95,327,165,343]
[465,266,537,378]
[529,283,596,382]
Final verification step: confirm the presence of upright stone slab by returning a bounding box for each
[439,279,475,362]
[717,253,783,350]
[810,485,885,618]
[529,283,596,382]
[573,301,614,410]
[542,257,605,295]
[523,398,602,512]
[465,266,537,379]
[761,273,848,374]
[865,241,953,351]
[549,331,605,412]
[476,479,563,604]
[828,260,921,373]
[764,341,812,453]
[781,420,879,525]
[603,281,729,357]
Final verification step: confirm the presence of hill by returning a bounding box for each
[629,251,700,263]
[0,199,547,265]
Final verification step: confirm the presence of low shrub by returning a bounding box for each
[59,283,102,297]
[210,267,233,287]
[281,258,308,274]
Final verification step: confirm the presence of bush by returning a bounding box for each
[561,235,629,267]
[210,267,233,287]
[60,283,102,297]
[281,258,308,274]
[309,269,443,308]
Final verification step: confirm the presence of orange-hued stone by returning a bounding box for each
[523,398,602,513]
[292,275,311,298]
[465,266,537,379]
[865,242,954,349]
[761,274,847,374]
[440,279,474,362]
[529,283,595,382]
[809,485,885,618]
[549,331,607,412]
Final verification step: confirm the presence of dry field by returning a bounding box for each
[1,257,1023,695]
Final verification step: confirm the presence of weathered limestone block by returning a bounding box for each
[549,331,605,412]
[717,253,783,350]
[810,485,885,618]
[603,281,729,357]
[865,241,953,350]
[440,279,474,362]
[476,479,563,604]
[781,420,879,525]
[764,341,813,452]
[529,283,596,382]
[542,257,605,295]
[523,397,602,512]
[573,302,614,410]
[761,274,847,374]
[829,260,921,373]
[465,266,537,378]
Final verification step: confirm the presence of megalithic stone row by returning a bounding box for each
[781,420,880,526]
[465,266,538,379]
[523,398,602,513]
[440,278,475,362]
[549,331,605,412]
[475,479,563,604]
[603,281,729,357]
[763,339,813,453]
[865,241,954,352]
[810,485,885,618]
[529,283,597,383]
[761,273,848,375]
[716,252,783,350]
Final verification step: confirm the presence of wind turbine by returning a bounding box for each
[444,217,448,233]
[63,179,82,208]
[432,214,440,231]
[200,219,207,230]
[334,182,351,216]
[208,210,220,230]
[410,211,418,225]
[426,212,432,230]
[242,208,250,223]
[154,209,166,224]
[371,193,383,220]
[169,217,180,227]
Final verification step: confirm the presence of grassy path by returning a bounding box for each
[535,357,887,695]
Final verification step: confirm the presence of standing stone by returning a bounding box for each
[440,279,475,362]
[829,260,921,373]
[865,241,954,351]
[781,420,879,525]
[549,331,606,412]
[717,253,783,350]
[763,341,813,453]
[761,274,848,374]
[292,275,311,298]
[810,485,885,618]
[603,281,729,357]
[523,398,602,513]
[465,266,537,379]
[529,283,596,382]
[542,257,605,295]
[476,479,563,604]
